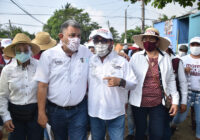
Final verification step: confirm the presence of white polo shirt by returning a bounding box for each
[88,51,137,120]
[34,44,91,106]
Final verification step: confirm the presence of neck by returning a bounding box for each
[190,54,200,59]
[17,60,30,68]
[62,46,74,57]
[146,49,159,58]
[3,55,11,60]
[99,51,111,63]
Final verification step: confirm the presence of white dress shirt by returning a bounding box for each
[34,44,92,107]
[88,51,137,120]
[129,50,179,107]
[0,58,38,122]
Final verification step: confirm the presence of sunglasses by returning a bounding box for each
[93,38,110,44]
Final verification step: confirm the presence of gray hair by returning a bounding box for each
[60,20,81,33]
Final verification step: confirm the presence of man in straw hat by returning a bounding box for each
[129,27,179,140]
[32,32,57,60]
[34,20,92,140]
[0,33,43,140]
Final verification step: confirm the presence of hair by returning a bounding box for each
[60,20,81,33]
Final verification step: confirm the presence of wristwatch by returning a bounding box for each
[119,79,126,87]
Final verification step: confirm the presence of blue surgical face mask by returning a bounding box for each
[15,52,31,63]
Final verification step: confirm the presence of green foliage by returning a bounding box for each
[0,25,34,39]
[120,25,150,43]
[43,3,101,44]
[124,0,200,10]
[109,27,120,43]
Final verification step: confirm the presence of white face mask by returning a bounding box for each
[95,43,110,57]
[190,46,200,56]
[178,51,186,57]
[66,37,80,52]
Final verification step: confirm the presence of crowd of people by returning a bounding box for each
[0,19,199,140]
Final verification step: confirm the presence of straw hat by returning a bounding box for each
[133,27,170,51]
[4,33,40,57]
[32,32,56,50]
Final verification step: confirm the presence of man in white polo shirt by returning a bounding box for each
[88,28,137,140]
[34,20,91,140]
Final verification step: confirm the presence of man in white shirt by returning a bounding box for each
[172,37,200,140]
[34,20,91,140]
[88,28,137,140]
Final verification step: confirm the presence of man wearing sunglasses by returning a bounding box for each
[88,28,137,140]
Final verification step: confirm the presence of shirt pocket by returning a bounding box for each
[50,58,66,72]
[107,64,124,78]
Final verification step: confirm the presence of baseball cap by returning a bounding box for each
[190,37,200,44]
[93,28,113,40]
[1,38,12,48]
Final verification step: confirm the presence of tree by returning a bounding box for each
[124,0,200,10]
[109,27,120,43]
[0,24,34,39]
[120,25,150,43]
[43,3,101,44]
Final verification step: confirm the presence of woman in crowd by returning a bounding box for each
[0,33,43,140]
[129,27,179,140]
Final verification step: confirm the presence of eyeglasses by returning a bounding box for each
[93,38,110,44]
[142,36,158,42]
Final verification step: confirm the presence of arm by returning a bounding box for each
[37,82,48,128]
[0,68,14,132]
[178,61,188,113]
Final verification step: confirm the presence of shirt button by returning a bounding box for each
[26,85,28,87]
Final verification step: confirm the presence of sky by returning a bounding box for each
[0,0,199,37]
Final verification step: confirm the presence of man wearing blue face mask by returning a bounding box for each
[88,28,137,140]
[34,20,92,140]
[0,33,43,140]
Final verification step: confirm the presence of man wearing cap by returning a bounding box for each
[129,27,179,140]
[0,39,12,74]
[172,37,200,140]
[0,33,43,140]
[177,44,188,58]
[88,28,137,140]
[34,20,91,140]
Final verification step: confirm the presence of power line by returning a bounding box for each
[0,13,51,16]
[2,22,43,27]
[9,0,45,25]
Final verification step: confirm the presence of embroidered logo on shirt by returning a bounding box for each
[55,60,63,65]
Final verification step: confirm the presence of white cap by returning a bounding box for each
[1,38,12,48]
[85,40,94,48]
[93,28,113,40]
[190,37,200,44]
[132,43,139,48]
[89,30,97,40]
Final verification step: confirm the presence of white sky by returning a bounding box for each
[0,0,199,36]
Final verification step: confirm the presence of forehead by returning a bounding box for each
[63,26,81,34]
[15,43,29,49]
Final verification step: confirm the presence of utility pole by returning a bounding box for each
[141,0,145,33]
[124,5,129,44]
[107,20,110,29]
[9,20,13,38]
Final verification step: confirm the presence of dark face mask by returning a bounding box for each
[143,41,157,52]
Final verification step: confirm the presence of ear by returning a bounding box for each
[58,33,63,40]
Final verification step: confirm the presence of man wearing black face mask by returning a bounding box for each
[88,28,137,140]
[129,27,179,140]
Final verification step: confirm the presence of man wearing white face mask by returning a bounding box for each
[177,44,188,58]
[173,37,200,140]
[34,20,92,140]
[88,28,137,140]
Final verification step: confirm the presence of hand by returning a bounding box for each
[169,104,178,116]
[38,112,48,128]
[103,77,121,87]
[185,67,191,75]
[4,120,15,132]
[118,52,130,61]
[180,104,187,113]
